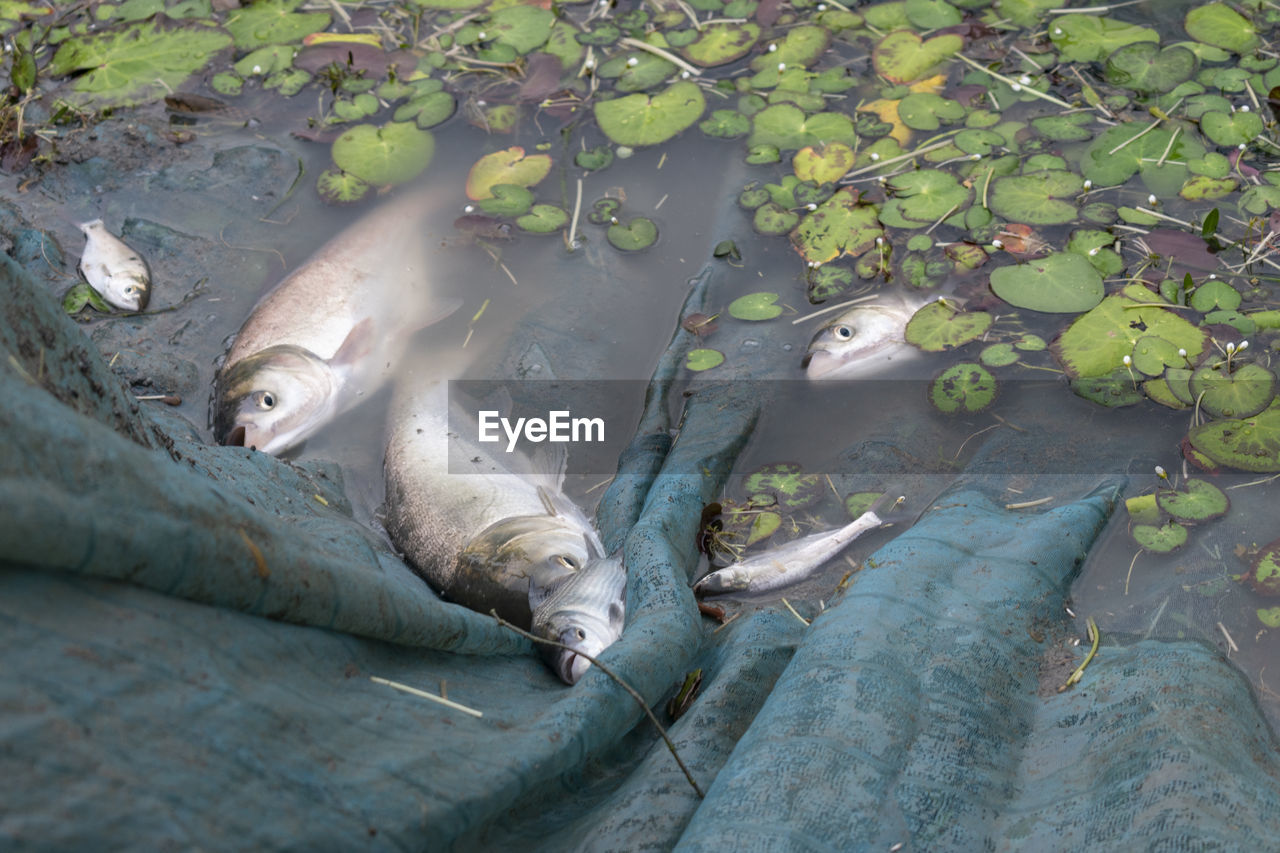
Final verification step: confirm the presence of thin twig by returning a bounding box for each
[1059,617,1100,691]
[780,598,811,626]
[789,293,880,325]
[618,37,702,76]
[369,675,484,718]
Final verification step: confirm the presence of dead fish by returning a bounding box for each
[802,290,936,380]
[214,189,462,455]
[694,495,902,596]
[78,220,150,311]
[531,553,626,685]
[384,369,606,636]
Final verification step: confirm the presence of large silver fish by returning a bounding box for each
[214,189,461,455]
[693,495,901,596]
[78,219,150,311]
[530,553,626,685]
[383,371,607,635]
[801,290,935,380]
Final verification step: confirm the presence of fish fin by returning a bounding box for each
[529,442,569,493]
[416,297,464,331]
[329,318,375,371]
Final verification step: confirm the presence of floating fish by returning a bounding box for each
[531,553,626,685]
[214,189,461,455]
[694,495,902,596]
[383,370,607,638]
[77,219,150,312]
[801,290,934,380]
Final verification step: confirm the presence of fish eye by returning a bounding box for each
[558,555,578,570]
[574,628,587,641]
[252,391,276,410]
[125,285,138,296]
[833,324,854,340]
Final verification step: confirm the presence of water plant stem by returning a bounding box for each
[1059,617,1100,690]
[369,675,484,717]
[618,37,702,76]
[952,53,1073,110]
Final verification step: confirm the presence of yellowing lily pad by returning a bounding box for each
[1052,295,1208,379]
[989,253,1104,314]
[1250,538,1280,596]
[793,142,854,185]
[728,292,783,321]
[1156,478,1229,523]
[594,81,706,147]
[682,21,759,67]
[872,30,962,84]
[315,168,370,204]
[789,188,882,265]
[905,300,993,352]
[1188,403,1280,472]
[465,147,553,200]
[331,122,434,187]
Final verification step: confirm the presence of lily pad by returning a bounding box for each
[749,104,857,151]
[1250,538,1280,596]
[897,92,966,131]
[743,462,823,510]
[515,204,568,234]
[332,122,434,187]
[882,171,970,227]
[845,492,884,519]
[575,146,614,171]
[465,147,553,200]
[223,0,329,50]
[1132,520,1188,553]
[1156,478,1229,523]
[1187,403,1280,472]
[1103,43,1196,95]
[1070,368,1143,408]
[753,203,800,236]
[1189,362,1277,419]
[1130,335,1184,376]
[594,81,706,147]
[904,300,993,352]
[1031,113,1095,142]
[1053,294,1208,379]
[728,292,783,321]
[597,51,676,92]
[751,25,828,71]
[700,110,751,139]
[981,343,1019,367]
[686,348,725,371]
[394,91,456,130]
[989,253,1103,314]
[930,363,997,414]
[49,19,232,107]
[790,188,882,265]
[682,21,759,67]
[1185,3,1259,55]
[486,4,554,55]
[315,168,370,204]
[793,143,854,185]
[478,184,534,217]
[607,217,658,251]
[1189,280,1242,312]
[1048,15,1157,64]
[872,30,962,84]
[1200,110,1264,148]
[988,171,1083,225]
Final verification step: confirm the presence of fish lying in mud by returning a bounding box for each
[214,190,461,455]
[694,494,902,596]
[531,553,626,685]
[384,370,613,655]
[801,290,936,380]
[78,220,151,311]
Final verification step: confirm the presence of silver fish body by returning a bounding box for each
[214,189,461,455]
[383,372,606,632]
[802,291,934,380]
[78,219,150,311]
[531,554,626,685]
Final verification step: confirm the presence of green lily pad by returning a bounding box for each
[686,348,725,371]
[1189,362,1277,419]
[988,170,1083,225]
[515,204,568,234]
[897,92,966,131]
[1130,335,1184,376]
[793,142,854,185]
[682,21,759,67]
[872,30,962,84]
[1031,113,1094,142]
[49,19,232,107]
[486,4,554,55]
[806,264,853,303]
[1015,334,1047,352]
[465,147,552,200]
[904,300,993,352]
[594,81,706,147]
[1053,294,1208,379]
[1048,15,1157,64]
[1143,378,1190,409]
[1200,110,1264,147]
[1187,402,1280,472]
[882,171,970,227]
[1132,520,1188,553]
[607,217,658,251]
[224,0,329,49]
[315,168,370,204]
[790,188,882,265]
[1070,368,1143,408]
[990,253,1103,313]
[1189,280,1242,312]
[234,44,292,76]
[743,462,823,510]
[845,491,885,519]
[728,292,783,321]
[332,122,434,187]
[575,146,614,171]
[1104,42,1196,95]
[700,109,751,139]
[478,184,534,217]
[1156,478,1229,523]
[749,104,857,151]
[1082,124,1205,188]
[587,198,621,225]
[1250,538,1280,596]
[930,363,997,414]
[753,203,800,236]
[750,25,828,71]
[597,51,675,92]
[394,91,456,130]
[1185,3,1259,55]
[1125,493,1161,524]
[720,509,782,548]
[62,282,112,314]
[980,343,1019,367]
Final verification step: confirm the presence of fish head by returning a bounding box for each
[214,345,340,455]
[532,556,626,685]
[459,514,596,602]
[108,274,150,312]
[802,302,919,380]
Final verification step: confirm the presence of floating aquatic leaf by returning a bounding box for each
[1156,479,1229,523]
[1070,368,1143,408]
[607,217,658,251]
[1053,294,1208,379]
[904,0,961,28]
[682,21,759,66]
[516,204,568,234]
[743,462,823,510]
[594,81,706,147]
[1189,362,1276,419]
[880,171,970,228]
[234,44,292,76]
[331,122,434,187]
[1048,15,1157,64]
[1185,3,1259,55]
[224,0,329,49]
[465,147,552,200]
[790,188,882,265]
[989,253,1103,314]
[486,4,554,55]
[1144,378,1189,410]
[1181,175,1237,201]
[315,168,370,204]
[844,491,884,519]
[394,91,456,130]
[988,170,1083,225]
[686,348,725,371]
[980,343,1019,367]
[1200,110,1264,148]
[1189,280,1242,312]
[753,203,800,236]
[1132,520,1188,553]
[1103,42,1196,94]
[1082,124,1205,189]
[1187,402,1280,472]
[700,110,751,138]
[478,184,534,217]
[897,92,966,132]
[1250,538,1280,596]
[751,24,828,71]
[597,51,675,92]
[1031,113,1094,142]
[575,146,614,171]
[49,19,232,107]
[749,104,857,151]
[1125,493,1161,524]
[872,30,962,84]
[930,363,997,415]
[792,142,854,185]
[904,301,992,352]
[1130,335,1183,376]
[1015,334,1046,352]
[728,292,783,321]
[807,264,852,303]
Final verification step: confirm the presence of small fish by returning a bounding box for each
[801,290,935,380]
[693,495,901,596]
[78,220,150,311]
[531,554,626,685]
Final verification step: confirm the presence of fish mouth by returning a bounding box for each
[226,425,248,448]
[802,349,844,379]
